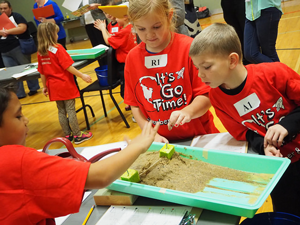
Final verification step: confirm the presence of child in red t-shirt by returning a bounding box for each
[189,23,300,216]
[0,85,159,225]
[94,3,137,99]
[94,0,122,35]
[124,0,219,143]
[37,22,93,145]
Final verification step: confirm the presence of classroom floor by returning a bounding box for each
[20,0,300,223]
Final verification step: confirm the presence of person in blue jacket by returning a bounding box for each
[33,0,67,49]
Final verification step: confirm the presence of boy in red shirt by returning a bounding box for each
[189,23,300,216]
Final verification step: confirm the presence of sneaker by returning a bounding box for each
[28,90,38,96]
[132,116,136,123]
[74,131,93,144]
[65,133,73,142]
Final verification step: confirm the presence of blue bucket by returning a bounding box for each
[241,212,300,225]
[95,65,109,86]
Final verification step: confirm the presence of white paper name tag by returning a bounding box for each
[234,93,260,117]
[111,27,119,33]
[145,54,167,69]
[48,46,58,54]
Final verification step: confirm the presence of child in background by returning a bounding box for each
[0,85,159,224]
[124,0,219,143]
[94,2,137,99]
[189,23,300,216]
[37,23,93,145]
[94,0,122,35]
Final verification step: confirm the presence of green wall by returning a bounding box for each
[194,0,222,15]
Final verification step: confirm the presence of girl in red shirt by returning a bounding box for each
[37,22,93,144]
[0,85,159,225]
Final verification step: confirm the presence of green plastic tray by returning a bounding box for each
[107,142,290,218]
[67,48,106,60]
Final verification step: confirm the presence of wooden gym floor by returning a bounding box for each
[19,0,300,221]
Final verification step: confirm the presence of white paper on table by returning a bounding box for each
[80,141,128,161]
[12,68,38,79]
[191,132,248,153]
[92,44,109,50]
[62,0,82,12]
[96,205,192,225]
[55,191,92,225]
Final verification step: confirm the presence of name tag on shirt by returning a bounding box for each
[48,46,58,54]
[145,54,167,69]
[234,93,260,117]
[111,27,119,33]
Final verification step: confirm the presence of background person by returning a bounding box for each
[33,0,67,49]
[244,0,282,64]
[0,0,40,99]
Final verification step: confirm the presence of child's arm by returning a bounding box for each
[94,19,111,45]
[132,106,169,143]
[168,94,211,130]
[40,74,48,97]
[85,121,160,189]
[66,66,92,83]
[264,106,300,148]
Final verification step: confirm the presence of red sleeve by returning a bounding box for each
[108,28,127,50]
[22,149,90,220]
[56,45,74,70]
[124,50,138,106]
[275,63,300,106]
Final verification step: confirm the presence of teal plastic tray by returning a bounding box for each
[67,48,106,60]
[107,142,290,218]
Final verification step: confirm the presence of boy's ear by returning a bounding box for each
[228,52,240,69]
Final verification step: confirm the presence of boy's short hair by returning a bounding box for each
[189,23,243,61]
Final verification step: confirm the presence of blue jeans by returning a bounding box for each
[2,45,40,98]
[244,7,282,64]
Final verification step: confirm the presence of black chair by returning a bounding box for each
[27,21,37,46]
[79,46,130,130]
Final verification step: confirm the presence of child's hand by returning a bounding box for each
[129,121,160,153]
[264,124,288,148]
[154,133,169,143]
[94,19,106,31]
[42,87,48,97]
[168,110,191,131]
[81,74,92,83]
[88,3,101,10]
[264,144,283,158]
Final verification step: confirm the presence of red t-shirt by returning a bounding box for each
[124,32,219,140]
[108,24,137,63]
[0,145,90,225]
[210,62,300,162]
[37,44,79,101]
[107,21,121,34]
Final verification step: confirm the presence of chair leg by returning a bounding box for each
[99,90,107,117]
[79,93,90,130]
[109,90,130,128]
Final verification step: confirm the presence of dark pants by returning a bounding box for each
[271,159,300,216]
[244,7,282,64]
[58,37,67,50]
[221,0,249,65]
[85,23,106,66]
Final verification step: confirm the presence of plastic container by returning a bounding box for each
[95,65,109,86]
[67,48,106,60]
[107,142,290,218]
[241,212,300,225]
